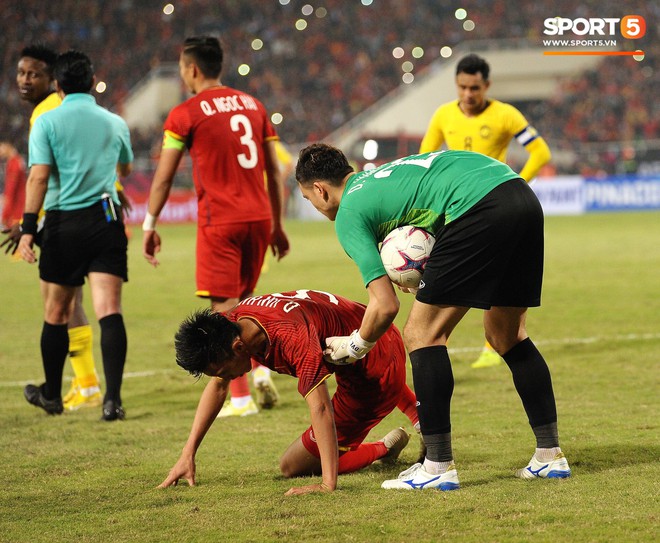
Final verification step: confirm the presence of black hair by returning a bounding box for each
[456,54,490,81]
[20,44,58,75]
[182,35,223,78]
[174,308,240,378]
[295,143,355,187]
[54,50,94,94]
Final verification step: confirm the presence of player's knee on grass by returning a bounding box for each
[279,455,319,478]
[279,437,321,478]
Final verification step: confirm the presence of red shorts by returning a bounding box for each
[196,219,271,299]
[301,326,407,456]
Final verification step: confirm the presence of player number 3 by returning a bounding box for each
[230,113,258,169]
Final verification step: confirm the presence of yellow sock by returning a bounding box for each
[68,325,99,388]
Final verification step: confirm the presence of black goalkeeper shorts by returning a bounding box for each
[416,178,544,309]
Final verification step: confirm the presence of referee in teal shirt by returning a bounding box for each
[19,50,134,421]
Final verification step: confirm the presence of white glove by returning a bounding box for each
[323,330,376,365]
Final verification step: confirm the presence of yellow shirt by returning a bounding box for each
[420,99,551,181]
[275,140,293,167]
[419,99,538,162]
[30,92,62,128]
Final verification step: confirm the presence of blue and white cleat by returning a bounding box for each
[381,462,460,490]
[516,452,571,479]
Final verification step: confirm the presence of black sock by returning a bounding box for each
[532,422,560,449]
[410,346,454,462]
[41,322,69,399]
[100,313,127,404]
[503,338,557,429]
[423,433,453,463]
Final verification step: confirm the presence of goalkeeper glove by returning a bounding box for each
[323,329,376,365]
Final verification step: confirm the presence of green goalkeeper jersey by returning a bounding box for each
[335,150,519,286]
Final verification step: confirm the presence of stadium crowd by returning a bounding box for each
[0,0,657,174]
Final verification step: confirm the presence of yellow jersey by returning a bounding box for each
[30,92,62,128]
[420,98,551,356]
[419,99,539,162]
[275,140,293,168]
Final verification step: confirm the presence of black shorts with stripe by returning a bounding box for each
[39,201,128,286]
[416,178,543,309]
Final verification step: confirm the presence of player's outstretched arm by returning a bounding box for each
[285,383,337,496]
[323,277,397,365]
[158,377,229,488]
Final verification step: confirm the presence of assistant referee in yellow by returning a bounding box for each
[420,53,552,369]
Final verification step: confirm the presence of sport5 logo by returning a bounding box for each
[543,16,646,39]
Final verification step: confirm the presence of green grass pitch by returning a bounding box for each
[0,212,658,542]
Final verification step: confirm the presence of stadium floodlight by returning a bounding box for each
[363,139,379,161]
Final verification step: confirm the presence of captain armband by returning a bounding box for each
[162,131,186,151]
[515,125,539,147]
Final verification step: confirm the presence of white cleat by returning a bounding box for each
[516,452,571,479]
[381,462,460,490]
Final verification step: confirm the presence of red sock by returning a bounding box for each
[229,373,251,398]
[338,442,387,474]
[397,384,419,427]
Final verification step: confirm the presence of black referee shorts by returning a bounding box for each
[416,178,543,309]
[39,202,128,286]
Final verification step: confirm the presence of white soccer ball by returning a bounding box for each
[380,226,435,289]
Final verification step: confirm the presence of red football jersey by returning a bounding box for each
[163,86,278,225]
[1,154,27,226]
[229,290,400,398]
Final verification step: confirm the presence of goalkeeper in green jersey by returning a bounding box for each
[295,144,571,491]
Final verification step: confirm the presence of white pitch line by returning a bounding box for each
[1,332,659,387]
[446,332,660,353]
[0,369,177,388]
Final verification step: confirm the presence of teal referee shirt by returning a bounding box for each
[29,93,133,211]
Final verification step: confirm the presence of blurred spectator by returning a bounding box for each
[0,0,657,176]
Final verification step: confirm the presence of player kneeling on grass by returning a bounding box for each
[159,289,421,495]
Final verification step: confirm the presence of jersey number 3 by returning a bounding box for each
[230,114,258,169]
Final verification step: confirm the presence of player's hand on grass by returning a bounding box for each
[143,229,162,267]
[323,330,375,365]
[158,455,196,488]
[284,482,333,496]
[1,224,21,255]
